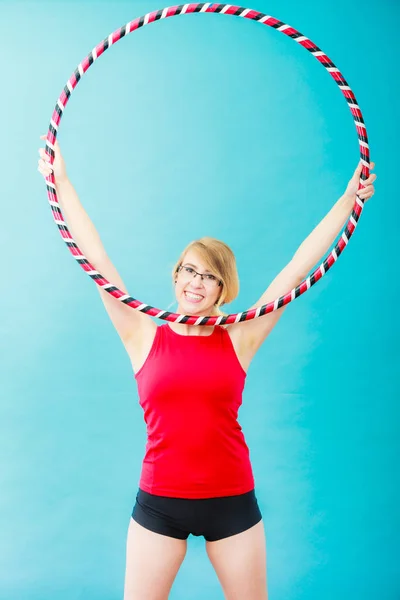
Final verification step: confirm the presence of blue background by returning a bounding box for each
[0,1,398,598]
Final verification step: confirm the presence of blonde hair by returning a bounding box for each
[172,237,239,316]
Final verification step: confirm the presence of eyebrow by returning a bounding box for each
[183,262,213,274]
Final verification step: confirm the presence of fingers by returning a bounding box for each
[38,147,53,165]
[40,134,60,148]
[38,134,62,180]
[358,158,376,192]
[357,185,374,200]
[39,147,52,161]
[37,159,53,178]
[357,182,375,200]
[354,160,363,177]
[357,160,375,178]
[37,147,54,178]
[361,160,375,170]
[39,136,53,162]
[360,172,377,187]
[350,158,377,200]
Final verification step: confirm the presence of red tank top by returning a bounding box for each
[135,324,255,499]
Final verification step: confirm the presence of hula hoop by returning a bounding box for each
[44,3,370,326]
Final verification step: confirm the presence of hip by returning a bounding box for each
[132,487,262,542]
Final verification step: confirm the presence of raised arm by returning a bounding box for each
[38,138,156,354]
[228,162,376,360]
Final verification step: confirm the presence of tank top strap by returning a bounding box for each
[217,325,247,377]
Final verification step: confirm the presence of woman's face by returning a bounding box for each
[175,250,222,315]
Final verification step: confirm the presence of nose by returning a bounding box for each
[189,273,204,289]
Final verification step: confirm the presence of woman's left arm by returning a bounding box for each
[230,162,377,356]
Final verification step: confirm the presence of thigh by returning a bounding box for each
[206,520,268,600]
[124,518,187,600]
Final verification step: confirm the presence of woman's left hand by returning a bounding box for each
[345,161,377,201]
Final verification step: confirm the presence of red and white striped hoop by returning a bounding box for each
[44,3,370,326]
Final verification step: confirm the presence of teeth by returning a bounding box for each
[185,292,203,300]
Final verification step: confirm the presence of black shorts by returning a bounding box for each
[131,488,262,542]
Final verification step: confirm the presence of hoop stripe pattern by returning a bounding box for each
[45,3,370,326]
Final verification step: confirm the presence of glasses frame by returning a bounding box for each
[177,264,222,288]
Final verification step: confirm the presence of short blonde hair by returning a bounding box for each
[172,237,239,315]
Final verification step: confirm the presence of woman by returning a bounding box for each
[38,139,376,600]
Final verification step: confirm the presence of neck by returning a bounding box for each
[167,321,215,337]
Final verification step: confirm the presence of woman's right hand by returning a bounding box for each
[37,135,68,184]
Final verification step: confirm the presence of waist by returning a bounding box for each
[140,434,254,498]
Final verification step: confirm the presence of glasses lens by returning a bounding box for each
[179,266,220,287]
[204,275,218,287]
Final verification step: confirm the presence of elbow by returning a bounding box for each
[288,259,308,286]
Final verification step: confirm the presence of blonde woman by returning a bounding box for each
[38,139,376,600]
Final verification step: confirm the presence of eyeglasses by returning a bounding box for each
[177,265,222,288]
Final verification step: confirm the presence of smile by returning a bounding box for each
[184,291,204,303]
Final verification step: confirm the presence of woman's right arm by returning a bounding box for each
[38,138,156,352]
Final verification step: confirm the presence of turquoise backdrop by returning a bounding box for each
[1,1,398,598]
